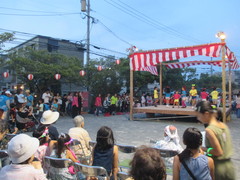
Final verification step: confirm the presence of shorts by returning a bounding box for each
[192,96,197,99]
[165,97,170,100]
[174,99,179,103]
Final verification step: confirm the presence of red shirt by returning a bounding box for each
[173,94,181,100]
[200,92,208,99]
[95,97,102,107]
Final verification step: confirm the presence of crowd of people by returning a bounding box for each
[0,87,236,180]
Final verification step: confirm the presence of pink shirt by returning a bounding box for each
[72,96,79,107]
[173,94,181,100]
[200,92,208,99]
[95,97,102,107]
[0,164,47,180]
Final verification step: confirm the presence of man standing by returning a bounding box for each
[25,90,34,108]
[42,89,52,109]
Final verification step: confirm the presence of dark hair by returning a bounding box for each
[165,87,170,93]
[16,89,23,94]
[196,101,223,122]
[32,129,48,146]
[95,126,114,151]
[10,103,15,109]
[56,133,71,158]
[129,146,166,180]
[178,127,202,163]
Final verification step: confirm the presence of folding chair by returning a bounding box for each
[117,144,137,172]
[0,150,10,170]
[117,171,130,180]
[74,162,109,180]
[44,156,74,180]
[70,139,92,165]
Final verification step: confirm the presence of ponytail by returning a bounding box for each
[178,148,192,162]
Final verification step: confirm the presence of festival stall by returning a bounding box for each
[129,40,239,122]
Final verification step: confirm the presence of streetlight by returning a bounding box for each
[216,31,227,123]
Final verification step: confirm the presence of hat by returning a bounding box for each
[40,110,59,124]
[7,134,39,163]
[5,90,12,95]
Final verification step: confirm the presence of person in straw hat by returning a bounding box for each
[0,134,47,180]
[37,110,59,140]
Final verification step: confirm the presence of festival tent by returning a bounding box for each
[128,42,239,122]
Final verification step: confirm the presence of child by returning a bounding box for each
[51,98,58,112]
[181,87,187,108]
[172,91,181,108]
[164,87,172,107]
[37,99,44,119]
[189,85,198,108]
[51,133,79,179]
[153,87,159,107]
[92,126,118,180]
[200,88,208,101]
[173,127,214,180]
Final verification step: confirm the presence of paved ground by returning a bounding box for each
[54,112,240,179]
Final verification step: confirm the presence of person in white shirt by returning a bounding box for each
[42,89,52,104]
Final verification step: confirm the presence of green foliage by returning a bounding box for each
[0,32,14,52]
[7,49,83,93]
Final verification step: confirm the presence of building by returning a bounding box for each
[1,35,86,93]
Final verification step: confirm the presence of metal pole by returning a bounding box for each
[86,0,90,66]
[130,69,134,120]
[221,39,226,123]
[159,63,163,105]
[229,62,232,112]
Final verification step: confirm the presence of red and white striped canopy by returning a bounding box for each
[130,43,224,71]
[225,46,240,69]
[164,61,222,69]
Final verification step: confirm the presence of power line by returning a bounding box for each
[0,12,81,16]
[103,0,202,44]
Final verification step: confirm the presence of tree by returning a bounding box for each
[0,32,14,53]
[7,49,84,94]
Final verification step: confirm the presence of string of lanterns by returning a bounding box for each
[2,59,121,81]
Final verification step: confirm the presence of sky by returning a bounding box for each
[1,0,240,74]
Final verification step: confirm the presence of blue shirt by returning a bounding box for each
[182,90,187,97]
[164,92,172,98]
[180,155,211,180]
[26,95,34,107]
[0,95,10,111]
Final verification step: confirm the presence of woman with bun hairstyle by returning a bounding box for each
[173,127,214,180]
[196,101,235,180]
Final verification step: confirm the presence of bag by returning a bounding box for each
[68,165,76,175]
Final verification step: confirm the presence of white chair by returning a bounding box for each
[44,156,74,180]
[74,162,109,180]
[117,144,137,172]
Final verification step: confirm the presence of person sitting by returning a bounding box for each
[127,146,166,180]
[0,134,47,180]
[154,125,183,153]
[68,115,92,164]
[51,133,79,179]
[173,127,214,180]
[92,126,118,180]
[37,110,59,140]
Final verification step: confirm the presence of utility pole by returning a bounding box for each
[86,0,90,67]
[81,0,90,66]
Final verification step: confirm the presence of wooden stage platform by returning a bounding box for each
[133,105,231,119]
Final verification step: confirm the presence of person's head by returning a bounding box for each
[191,86,195,89]
[45,89,50,93]
[98,94,101,97]
[163,125,180,145]
[39,99,43,104]
[165,87,170,93]
[202,88,206,92]
[196,101,222,123]
[74,92,78,96]
[56,133,72,158]
[73,115,84,128]
[178,127,202,162]
[5,90,12,97]
[10,103,15,109]
[182,86,186,91]
[154,87,157,90]
[95,126,114,151]
[25,89,30,95]
[130,146,166,180]
[175,91,178,94]
[213,87,216,90]
[7,134,39,164]
[32,128,49,146]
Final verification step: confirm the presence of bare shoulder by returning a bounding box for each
[113,145,118,152]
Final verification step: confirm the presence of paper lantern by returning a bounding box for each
[79,70,86,76]
[27,74,34,80]
[116,59,120,65]
[2,72,9,78]
[97,66,102,71]
[54,73,61,80]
